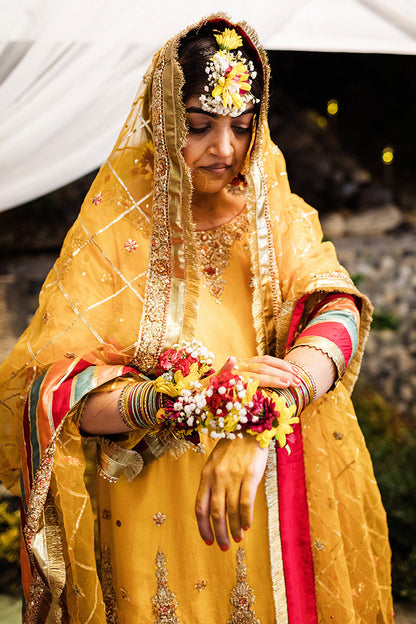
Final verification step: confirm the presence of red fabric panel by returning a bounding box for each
[286,294,308,350]
[50,359,91,428]
[301,321,353,366]
[22,400,33,489]
[277,422,319,623]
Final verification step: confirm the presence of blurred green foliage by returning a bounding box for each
[0,498,21,595]
[353,386,416,601]
[0,500,20,564]
[371,308,400,331]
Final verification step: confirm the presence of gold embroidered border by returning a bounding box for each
[264,441,289,624]
[23,572,48,624]
[227,547,260,624]
[23,443,56,623]
[133,52,172,373]
[152,549,180,623]
[102,544,120,624]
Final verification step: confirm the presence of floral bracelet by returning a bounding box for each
[151,342,300,454]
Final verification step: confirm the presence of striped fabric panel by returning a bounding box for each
[303,309,359,362]
[22,360,137,503]
[293,294,360,373]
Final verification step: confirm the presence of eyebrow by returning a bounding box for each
[185,106,255,118]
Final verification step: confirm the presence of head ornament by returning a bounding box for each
[199,27,259,117]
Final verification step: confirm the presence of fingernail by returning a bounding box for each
[291,365,300,373]
[220,544,229,551]
[242,526,249,531]
[234,537,242,543]
[204,539,213,546]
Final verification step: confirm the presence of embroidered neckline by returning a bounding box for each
[195,208,249,300]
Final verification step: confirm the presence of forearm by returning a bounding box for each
[80,386,131,435]
[284,345,336,400]
[80,378,163,435]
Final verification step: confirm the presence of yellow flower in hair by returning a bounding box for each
[211,62,252,110]
[214,28,243,51]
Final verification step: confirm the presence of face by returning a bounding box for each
[183,96,255,195]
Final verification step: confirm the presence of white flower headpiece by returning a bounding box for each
[199,28,259,117]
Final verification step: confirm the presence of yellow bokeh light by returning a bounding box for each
[316,115,328,129]
[382,147,394,165]
[327,99,339,116]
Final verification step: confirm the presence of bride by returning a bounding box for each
[0,15,393,623]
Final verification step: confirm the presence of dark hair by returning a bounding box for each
[177,22,263,107]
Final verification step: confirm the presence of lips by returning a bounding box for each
[201,163,231,173]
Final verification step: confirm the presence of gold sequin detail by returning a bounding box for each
[314,539,326,551]
[120,588,130,601]
[193,442,206,455]
[101,544,119,624]
[195,210,249,300]
[152,549,180,623]
[23,573,47,623]
[194,580,207,591]
[153,511,167,526]
[227,547,260,624]
[333,430,344,440]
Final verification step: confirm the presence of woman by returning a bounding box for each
[0,15,393,623]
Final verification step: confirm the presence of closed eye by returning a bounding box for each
[232,125,252,135]
[188,126,210,134]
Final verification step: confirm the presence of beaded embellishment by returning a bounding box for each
[227,548,260,624]
[152,550,180,623]
[195,209,249,300]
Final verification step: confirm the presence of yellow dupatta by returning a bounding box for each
[0,13,391,623]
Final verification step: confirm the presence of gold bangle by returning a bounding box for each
[119,382,139,430]
[286,360,317,401]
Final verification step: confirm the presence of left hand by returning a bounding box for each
[195,434,269,550]
[236,355,301,389]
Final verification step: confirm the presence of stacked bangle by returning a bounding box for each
[270,361,317,418]
[286,361,317,401]
[119,381,164,430]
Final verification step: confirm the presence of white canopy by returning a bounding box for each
[0,0,415,211]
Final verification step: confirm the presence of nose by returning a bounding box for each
[210,127,234,160]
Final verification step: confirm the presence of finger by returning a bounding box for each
[195,482,214,545]
[238,364,300,388]
[217,356,237,375]
[248,356,302,376]
[210,492,230,550]
[239,478,257,531]
[226,487,243,542]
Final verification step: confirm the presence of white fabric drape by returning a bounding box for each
[0,0,415,212]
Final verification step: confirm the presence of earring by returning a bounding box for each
[230,173,247,188]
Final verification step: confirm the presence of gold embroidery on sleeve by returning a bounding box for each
[227,547,260,624]
[153,549,180,623]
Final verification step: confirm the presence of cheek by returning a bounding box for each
[236,139,251,167]
[182,138,201,169]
